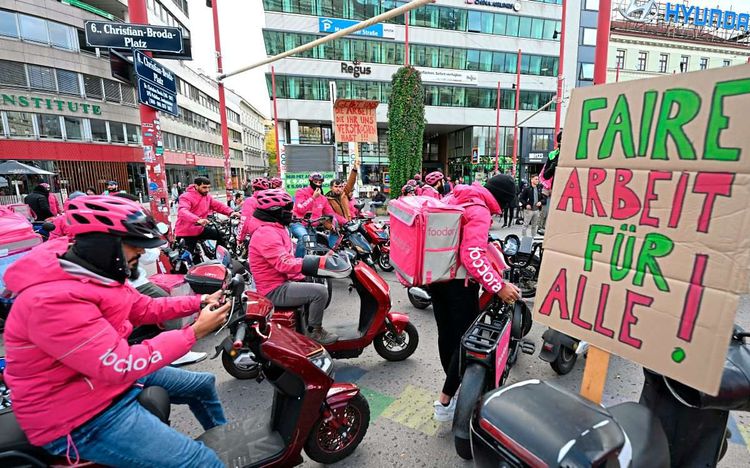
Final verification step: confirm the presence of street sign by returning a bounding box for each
[137,79,178,116]
[84,21,183,53]
[134,50,176,94]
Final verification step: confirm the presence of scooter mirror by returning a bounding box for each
[156,222,169,235]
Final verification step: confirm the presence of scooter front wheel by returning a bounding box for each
[377,251,394,272]
[304,393,370,464]
[221,349,259,380]
[374,322,419,361]
[550,346,577,375]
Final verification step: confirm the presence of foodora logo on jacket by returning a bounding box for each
[100,349,164,372]
[468,247,503,293]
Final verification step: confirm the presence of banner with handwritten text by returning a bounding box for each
[533,64,750,395]
[333,99,378,143]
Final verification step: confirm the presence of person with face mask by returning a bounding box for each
[249,189,338,344]
[422,171,445,199]
[290,172,346,258]
[238,177,271,243]
[175,176,240,259]
[3,195,230,467]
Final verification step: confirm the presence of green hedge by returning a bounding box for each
[387,66,425,199]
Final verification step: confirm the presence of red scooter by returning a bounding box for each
[221,252,419,380]
[357,210,393,272]
[0,264,370,467]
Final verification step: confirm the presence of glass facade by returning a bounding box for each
[0,9,78,51]
[266,74,556,111]
[263,31,559,77]
[262,1,561,41]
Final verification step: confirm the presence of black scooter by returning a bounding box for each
[469,326,750,467]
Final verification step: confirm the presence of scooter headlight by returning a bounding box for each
[309,349,334,375]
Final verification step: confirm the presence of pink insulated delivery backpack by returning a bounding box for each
[388,196,466,287]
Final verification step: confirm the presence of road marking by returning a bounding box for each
[381,384,441,436]
[359,386,395,421]
[334,363,368,383]
[728,415,746,446]
[735,416,750,450]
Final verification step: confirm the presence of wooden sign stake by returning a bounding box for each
[580,346,611,404]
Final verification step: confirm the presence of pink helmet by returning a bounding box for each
[256,189,293,211]
[413,173,422,181]
[406,179,417,187]
[401,184,416,195]
[309,172,324,183]
[425,171,444,186]
[269,177,283,189]
[64,195,164,247]
[252,177,270,191]
[40,183,51,190]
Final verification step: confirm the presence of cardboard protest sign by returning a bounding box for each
[334,99,378,143]
[533,64,750,395]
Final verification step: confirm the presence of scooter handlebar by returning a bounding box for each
[232,322,247,349]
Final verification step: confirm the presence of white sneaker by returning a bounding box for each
[433,397,457,422]
[171,351,208,366]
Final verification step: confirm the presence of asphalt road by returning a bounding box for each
[169,222,750,468]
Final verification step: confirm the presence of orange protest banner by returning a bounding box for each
[333,99,378,143]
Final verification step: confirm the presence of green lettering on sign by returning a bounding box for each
[0,94,102,116]
[704,78,750,161]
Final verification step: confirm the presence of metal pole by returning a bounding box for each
[512,49,521,178]
[494,80,501,173]
[271,65,282,177]
[405,10,410,66]
[594,0,612,85]
[128,0,169,227]
[218,0,435,80]
[210,0,233,202]
[517,97,556,127]
[554,0,566,147]
[616,62,620,82]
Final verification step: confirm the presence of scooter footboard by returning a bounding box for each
[326,383,360,410]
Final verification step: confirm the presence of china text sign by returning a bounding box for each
[533,65,750,395]
[333,99,378,143]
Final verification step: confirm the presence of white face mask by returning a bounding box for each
[139,248,160,266]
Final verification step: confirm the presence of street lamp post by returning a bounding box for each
[554,0,567,147]
[207,0,233,202]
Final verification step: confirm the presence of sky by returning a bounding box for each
[185,0,748,119]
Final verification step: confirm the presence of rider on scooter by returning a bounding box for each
[238,177,271,243]
[249,189,340,345]
[269,176,283,189]
[291,172,346,258]
[175,176,240,258]
[2,195,230,467]
[431,174,522,422]
[422,171,446,199]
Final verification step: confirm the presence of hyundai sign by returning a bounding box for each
[619,0,750,31]
[318,17,396,39]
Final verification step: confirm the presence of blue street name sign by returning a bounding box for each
[85,21,183,53]
[134,50,176,94]
[137,79,178,116]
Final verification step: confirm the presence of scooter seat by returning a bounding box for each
[0,409,37,454]
[475,380,625,466]
[608,402,669,467]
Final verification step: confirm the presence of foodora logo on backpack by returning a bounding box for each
[468,247,503,293]
[100,349,163,373]
[427,227,457,237]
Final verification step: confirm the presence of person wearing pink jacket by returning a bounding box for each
[421,171,445,199]
[238,177,270,243]
[174,176,239,259]
[290,172,346,257]
[40,183,61,215]
[48,191,86,240]
[3,195,230,467]
[249,189,338,344]
[430,175,522,423]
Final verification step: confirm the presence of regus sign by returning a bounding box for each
[318,17,396,39]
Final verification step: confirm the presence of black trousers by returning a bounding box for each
[179,225,223,258]
[430,279,481,397]
[503,206,516,226]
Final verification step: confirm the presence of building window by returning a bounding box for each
[90,119,109,142]
[83,75,103,100]
[109,122,125,143]
[637,52,647,71]
[27,65,57,92]
[6,111,33,137]
[723,59,731,67]
[64,116,83,140]
[699,57,709,70]
[103,79,121,102]
[38,114,62,139]
[659,54,668,73]
[0,10,18,38]
[584,0,599,10]
[0,60,27,87]
[47,21,74,50]
[579,63,594,81]
[56,69,80,96]
[18,14,48,44]
[582,28,597,46]
[680,55,689,72]
[616,49,625,69]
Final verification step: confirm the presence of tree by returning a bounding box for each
[387,66,425,199]
[264,127,278,176]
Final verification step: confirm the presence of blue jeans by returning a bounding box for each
[289,222,307,258]
[44,367,226,468]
